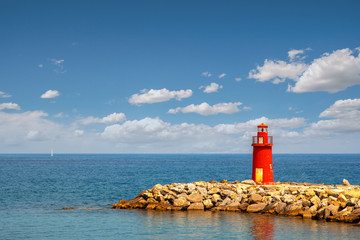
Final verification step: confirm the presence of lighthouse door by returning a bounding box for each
[255,168,263,182]
[258,137,264,144]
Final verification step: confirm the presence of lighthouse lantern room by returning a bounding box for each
[251,123,274,185]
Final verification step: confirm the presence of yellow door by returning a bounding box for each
[256,168,263,182]
[258,137,263,144]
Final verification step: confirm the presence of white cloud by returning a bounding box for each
[200,82,223,93]
[0,102,20,110]
[0,91,11,98]
[41,90,60,99]
[79,112,126,125]
[38,64,43,68]
[99,116,311,153]
[54,112,67,118]
[288,48,360,93]
[0,111,57,144]
[218,73,226,79]
[250,47,360,93]
[129,88,193,105]
[248,59,307,83]
[202,72,212,77]
[304,98,360,137]
[49,58,66,73]
[235,78,242,82]
[288,49,304,61]
[0,106,359,153]
[319,98,360,119]
[168,102,242,116]
[74,130,84,137]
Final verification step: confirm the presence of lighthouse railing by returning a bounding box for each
[252,136,273,144]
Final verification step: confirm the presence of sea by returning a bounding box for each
[1,154,360,239]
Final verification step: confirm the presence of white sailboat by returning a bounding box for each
[51,149,54,157]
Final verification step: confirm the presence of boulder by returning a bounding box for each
[203,199,213,209]
[275,202,287,215]
[247,203,267,213]
[211,194,222,203]
[227,202,241,210]
[187,192,203,203]
[302,207,313,219]
[344,208,360,223]
[239,203,249,211]
[343,179,351,186]
[285,203,302,216]
[324,204,339,220]
[241,179,256,186]
[221,190,235,198]
[173,197,190,208]
[196,187,207,196]
[170,185,185,194]
[218,197,232,207]
[282,194,295,204]
[188,202,204,210]
[249,193,262,203]
[208,188,220,195]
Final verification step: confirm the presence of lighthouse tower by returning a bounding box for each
[251,123,274,185]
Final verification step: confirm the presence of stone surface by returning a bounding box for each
[247,203,266,213]
[173,197,190,208]
[112,180,360,224]
[203,199,213,209]
[343,179,351,186]
[249,193,263,203]
[188,202,204,210]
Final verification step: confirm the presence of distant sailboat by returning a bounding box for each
[51,149,54,157]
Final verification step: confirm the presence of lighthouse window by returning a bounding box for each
[258,127,268,132]
[258,137,264,144]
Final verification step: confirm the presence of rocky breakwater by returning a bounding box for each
[112,179,360,224]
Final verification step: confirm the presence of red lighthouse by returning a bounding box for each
[251,123,274,185]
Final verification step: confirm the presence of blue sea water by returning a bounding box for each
[1,154,360,239]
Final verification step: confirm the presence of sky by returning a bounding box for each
[1,0,360,153]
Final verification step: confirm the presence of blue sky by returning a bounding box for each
[1,0,360,153]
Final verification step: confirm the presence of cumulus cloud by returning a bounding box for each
[248,59,307,83]
[202,72,212,77]
[218,73,226,79]
[41,90,60,99]
[0,102,20,110]
[319,98,360,119]
[200,82,223,93]
[0,91,11,98]
[235,78,242,82]
[79,112,126,125]
[288,48,360,93]
[99,116,311,153]
[129,88,193,105]
[288,48,310,62]
[288,49,305,61]
[250,47,360,93]
[304,98,360,137]
[0,111,58,144]
[168,102,242,116]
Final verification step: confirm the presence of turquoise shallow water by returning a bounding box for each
[1,154,360,239]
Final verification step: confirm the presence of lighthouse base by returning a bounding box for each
[254,181,277,185]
